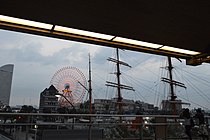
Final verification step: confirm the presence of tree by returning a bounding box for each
[17,105,37,123]
[43,108,52,113]
[57,107,69,114]
[20,105,37,113]
[80,103,84,110]
[0,106,12,123]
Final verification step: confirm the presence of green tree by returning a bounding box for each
[1,106,12,123]
[57,107,69,114]
[17,105,37,123]
[20,105,37,113]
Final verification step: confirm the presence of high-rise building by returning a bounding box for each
[0,64,14,106]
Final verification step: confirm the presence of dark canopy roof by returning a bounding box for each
[1,1,210,65]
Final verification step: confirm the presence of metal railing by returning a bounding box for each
[0,113,209,140]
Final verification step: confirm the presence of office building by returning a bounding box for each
[0,64,14,106]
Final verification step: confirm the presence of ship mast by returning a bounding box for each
[168,56,177,114]
[88,53,92,114]
[116,48,122,115]
[161,56,187,114]
[106,48,134,116]
[168,56,176,102]
[88,53,92,140]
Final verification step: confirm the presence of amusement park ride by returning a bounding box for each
[50,66,87,107]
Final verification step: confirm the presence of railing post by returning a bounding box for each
[72,117,75,130]
[155,117,167,140]
[139,123,143,140]
[206,117,209,139]
[88,116,92,140]
[25,125,29,140]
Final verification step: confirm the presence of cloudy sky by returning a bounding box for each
[0,29,210,110]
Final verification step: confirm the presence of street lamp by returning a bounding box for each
[55,93,76,130]
[34,125,38,140]
[55,93,75,111]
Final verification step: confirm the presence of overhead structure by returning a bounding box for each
[0,1,210,65]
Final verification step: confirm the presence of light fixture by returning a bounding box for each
[55,95,60,98]
[0,15,53,30]
[0,15,201,56]
[54,25,114,40]
[113,37,162,49]
[160,46,200,55]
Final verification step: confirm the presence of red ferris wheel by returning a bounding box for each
[50,66,87,107]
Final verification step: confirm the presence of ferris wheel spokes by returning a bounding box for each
[50,66,87,107]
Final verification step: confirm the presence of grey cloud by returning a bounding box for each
[92,47,113,65]
[0,29,24,44]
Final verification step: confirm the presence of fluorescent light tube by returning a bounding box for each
[160,46,200,55]
[113,37,162,49]
[55,25,114,40]
[0,15,53,30]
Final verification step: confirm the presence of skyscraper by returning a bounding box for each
[0,64,14,106]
